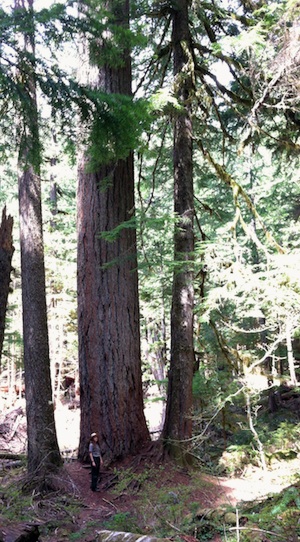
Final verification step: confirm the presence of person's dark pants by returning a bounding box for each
[91,456,100,491]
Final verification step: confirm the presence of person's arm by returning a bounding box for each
[89,446,95,467]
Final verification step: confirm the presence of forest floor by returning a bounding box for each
[1,399,299,542]
[62,449,300,542]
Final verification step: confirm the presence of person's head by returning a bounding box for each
[90,432,98,442]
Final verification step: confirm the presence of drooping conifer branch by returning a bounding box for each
[196,139,285,254]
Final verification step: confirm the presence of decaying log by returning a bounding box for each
[0,523,39,542]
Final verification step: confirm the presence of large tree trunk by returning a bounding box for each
[0,207,14,368]
[16,0,62,481]
[19,167,62,478]
[161,0,195,458]
[77,0,149,463]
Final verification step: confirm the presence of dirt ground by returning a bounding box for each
[63,452,233,542]
[61,441,300,542]
[1,399,299,542]
[1,452,298,542]
[54,399,299,518]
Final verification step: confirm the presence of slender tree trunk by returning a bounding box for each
[286,318,297,386]
[0,207,14,368]
[77,0,149,463]
[49,124,58,229]
[144,316,166,385]
[16,0,62,481]
[161,0,195,459]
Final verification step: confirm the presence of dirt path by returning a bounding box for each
[1,403,298,542]
[64,455,298,542]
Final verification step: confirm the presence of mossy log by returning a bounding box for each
[195,507,241,525]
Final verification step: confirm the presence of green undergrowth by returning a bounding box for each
[0,464,82,539]
[102,464,226,540]
[217,412,300,477]
[1,448,300,541]
[102,468,300,541]
[191,383,300,479]
[230,483,300,542]
[100,460,300,540]
[103,385,300,542]
[103,511,143,534]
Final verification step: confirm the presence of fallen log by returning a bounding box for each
[96,530,170,542]
[0,453,26,461]
[0,523,39,542]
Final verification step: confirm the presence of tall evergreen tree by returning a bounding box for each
[77,0,149,463]
[161,0,195,455]
[15,0,62,483]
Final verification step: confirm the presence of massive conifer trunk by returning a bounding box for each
[77,0,149,463]
[162,0,195,456]
[16,0,62,481]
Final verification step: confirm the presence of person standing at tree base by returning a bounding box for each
[89,432,103,491]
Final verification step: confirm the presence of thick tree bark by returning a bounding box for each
[16,0,62,480]
[77,0,149,463]
[161,0,195,456]
[19,166,62,477]
[0,207,14,368]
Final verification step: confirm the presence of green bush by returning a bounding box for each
[219,444,258,476]
[103,512,141,533]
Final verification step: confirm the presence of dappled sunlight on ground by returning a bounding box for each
[216,457,300,505]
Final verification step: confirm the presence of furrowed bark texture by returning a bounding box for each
[19,166,62,475]
[0,207,14,367]
[162,0,195,449]
[77,0,149,463]
[16,0,61,478]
